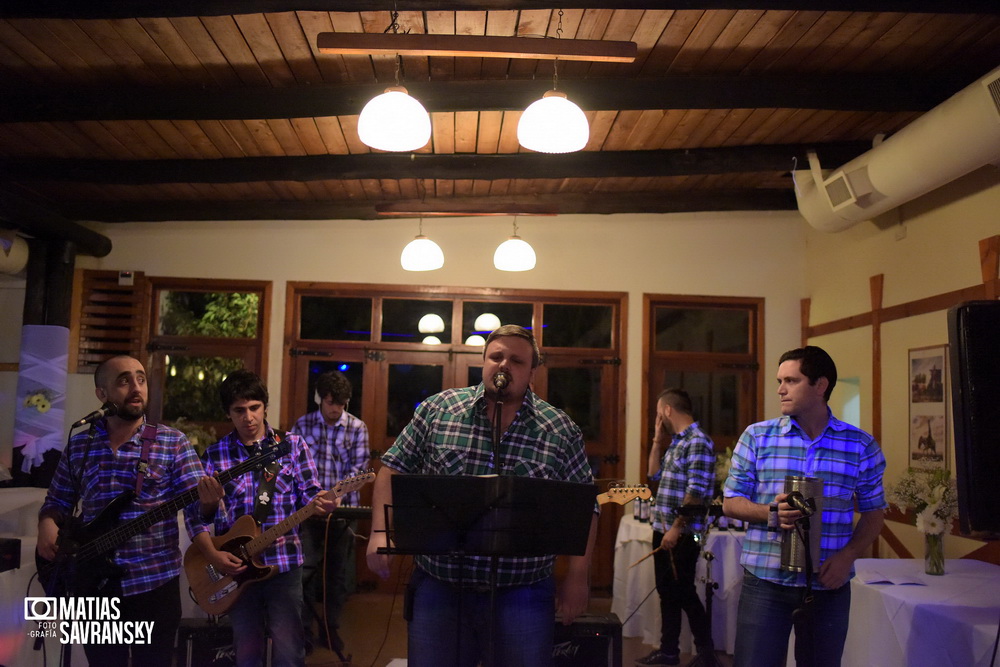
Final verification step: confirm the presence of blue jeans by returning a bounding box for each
[733,570,850,667]
[406,567,555,667]
[229,567,305,667]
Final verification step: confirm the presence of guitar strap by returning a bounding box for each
[252,430,287,524]
[134,422,158,496]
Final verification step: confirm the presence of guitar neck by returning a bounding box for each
[245,503,320,557]
[84,451,280,558]
[242,475,366,558]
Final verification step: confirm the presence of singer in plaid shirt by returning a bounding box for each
[367,325,598,667]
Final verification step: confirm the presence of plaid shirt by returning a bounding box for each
[290,409,370,505]
[723,410,887,589]
[40,419,205,597]
[198,424,322,572]
[650,422,716,535]
[381,384,594,587]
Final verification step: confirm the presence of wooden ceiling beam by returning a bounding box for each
[0,188,112,257]
[51,191,798,223]
[0,75,963,123]
[2,1,998,19]
[316,33,636,63]
[0,143,870,184]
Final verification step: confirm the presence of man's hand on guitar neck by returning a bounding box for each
[197,476,226,521]
[311,489,339,515]
[37,516,61,561]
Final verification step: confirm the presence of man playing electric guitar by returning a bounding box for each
[38,355,225,667]
[193,369,336,667]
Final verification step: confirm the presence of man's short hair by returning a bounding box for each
[658,387,693,416]
[94,355,138,388]
[483,324,540,368]
[779,345,838,401]
[316,370,352,404]
[219,369,268,413]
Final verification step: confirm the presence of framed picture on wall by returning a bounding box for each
[908,345,948,469]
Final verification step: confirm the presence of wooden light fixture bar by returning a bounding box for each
[317,33,636,63]
[375,202,559,216]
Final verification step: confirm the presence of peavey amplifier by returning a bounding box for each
[176,618,271,667]
[552,612,622,667]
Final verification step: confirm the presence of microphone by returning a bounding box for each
[786,491,816,517]
[492,372,510,391]
[71,402,118,428]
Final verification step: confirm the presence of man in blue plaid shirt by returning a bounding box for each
[723,346,886,667]
[290,369,370,658]
[636,388,716,666]
[366,325,598,667]
[38,355,220,667]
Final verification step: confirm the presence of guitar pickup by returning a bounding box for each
[208,581,237,604]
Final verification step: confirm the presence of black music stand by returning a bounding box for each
[382,474,597,666]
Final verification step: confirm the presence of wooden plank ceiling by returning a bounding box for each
[0,1,998,253]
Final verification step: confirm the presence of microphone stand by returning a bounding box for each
[687,509,724,667]
[486,386,506,667]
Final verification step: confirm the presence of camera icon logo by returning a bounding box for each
[24,597,58,621]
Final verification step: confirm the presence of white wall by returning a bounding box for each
[803,165,1000,557]
[1,210,807,480]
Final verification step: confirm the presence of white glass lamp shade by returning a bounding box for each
[358,86,432,152]
[422,335,442,345]
[418,313,446,334]
[517,90,589,154]
[493,235,537,272]
[400,235,444,271]
[473,313,502,332]
[464,334,487,346]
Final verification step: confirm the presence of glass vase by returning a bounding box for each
[924,532,945,575]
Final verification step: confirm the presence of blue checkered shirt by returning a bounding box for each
[723,410,887,589]
[198,424,322,572]
[40,419,205,596]
[290,409,370,506]
[650,422,716,535]
[381,384,595,587]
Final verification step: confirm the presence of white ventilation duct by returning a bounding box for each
[794,64,1000,233]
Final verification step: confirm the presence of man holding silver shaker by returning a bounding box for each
[722,346,887,667]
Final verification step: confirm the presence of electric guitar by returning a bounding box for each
[184,470,375,616]
[596,483,652,506]
[36,438,291,597]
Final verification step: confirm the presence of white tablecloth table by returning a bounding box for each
[843,558,1000,667]
[610,514,745,654]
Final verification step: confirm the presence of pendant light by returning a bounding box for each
[357,11,431,152]
[517,10,589,154]
[401,218,444,271]
[493,218,536,272]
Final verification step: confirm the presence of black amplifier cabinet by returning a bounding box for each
[552,612,623,667]
[176,618,271,667]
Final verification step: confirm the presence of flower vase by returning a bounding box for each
[924,533,945,575]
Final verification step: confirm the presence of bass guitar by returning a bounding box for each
[36,438,291,597]
[185,470,375,616]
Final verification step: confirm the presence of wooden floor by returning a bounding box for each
[308,590,734,667]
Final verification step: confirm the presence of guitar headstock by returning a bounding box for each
[597,483,652,506]
[260,436,292,462]
[332,470,376,498]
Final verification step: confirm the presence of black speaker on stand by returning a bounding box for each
[947,300,1000,536]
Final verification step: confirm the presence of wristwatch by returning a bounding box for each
[768,502,779,530]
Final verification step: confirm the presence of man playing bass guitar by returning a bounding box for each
[37,355,225,667]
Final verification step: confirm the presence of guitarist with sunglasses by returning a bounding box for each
[192,369,336,667]
[37,355,225,667]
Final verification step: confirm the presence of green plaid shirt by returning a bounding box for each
[381,383,594,587]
